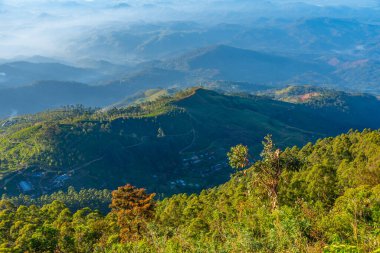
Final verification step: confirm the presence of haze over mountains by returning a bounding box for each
[1,11,380,108]
[1,41,380,117]
[1,0,380,92]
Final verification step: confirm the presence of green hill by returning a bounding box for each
[1,88,380,197]
[261,85,380,127]
[1,129,379,252]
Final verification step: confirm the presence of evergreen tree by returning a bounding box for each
[110,184,156,242]
[228,135,284,210]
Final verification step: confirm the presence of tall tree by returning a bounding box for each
[228,135,283,210]
[110,184,156,242]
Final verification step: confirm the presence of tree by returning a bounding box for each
[110,184,156,242]
[228,135,283,210]
[227,144,249,171]
[258,135,282,210]
[28,225,59,253]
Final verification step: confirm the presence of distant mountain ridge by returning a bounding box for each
[0,61,101,88]
[112,44,380,93]
[115,45,334,88]
[0,81,128,118]
[1,40,380,118]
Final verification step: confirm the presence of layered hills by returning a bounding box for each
[0,61,102,88]
[2,43,380,118]
[1,87,380,197]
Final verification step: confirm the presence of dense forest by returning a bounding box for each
[1,129,379,252]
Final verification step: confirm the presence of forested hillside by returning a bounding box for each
[1,88,380,197]
[262,85,380,128]
[1,129,379,252]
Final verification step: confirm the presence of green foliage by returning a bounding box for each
[2,187,112,213]
[1,129,378,252]
[1,90,380,252]
[323,244,360,253]
[110,184,156,242]
[0,200,118,252]
[147,129,380,252]
[227,144,249,170]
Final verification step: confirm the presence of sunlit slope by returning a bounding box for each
[0,88,379,197]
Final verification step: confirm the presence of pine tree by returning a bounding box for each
[228,135,283,210]
[257,134,282,210]
[110,184,156,242]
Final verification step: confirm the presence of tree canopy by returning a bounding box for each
[1,129,380,252]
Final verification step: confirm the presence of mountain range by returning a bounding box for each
[2,42,380,119]
[1,87,380,197]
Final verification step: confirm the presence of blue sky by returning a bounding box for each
[279,0,378,7]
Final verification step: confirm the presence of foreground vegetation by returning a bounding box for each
[1,129,379,252]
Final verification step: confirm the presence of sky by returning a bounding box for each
[0,0,379,60]
[280,0,379,7]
